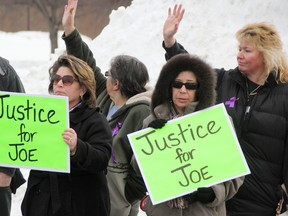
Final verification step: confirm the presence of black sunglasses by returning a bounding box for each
[51,74,78,86]
[172,80,198,90]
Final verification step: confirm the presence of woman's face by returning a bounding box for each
[52,66,86,109]
[105,70,118,102]
[172,71,198,115]
[237,41,265,75]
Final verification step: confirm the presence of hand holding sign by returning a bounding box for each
[62,128,77,156]
[128,104,250,205]
[0,91,70,173]
[148,118,167,129]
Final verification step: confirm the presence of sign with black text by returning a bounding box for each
[0,91,70,173]
[128,104,250,204]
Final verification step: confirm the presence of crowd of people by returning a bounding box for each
[0,0,288,215]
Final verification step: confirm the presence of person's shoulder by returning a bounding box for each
[0,56,10,76]
[121,102,150,122]
[81,107,108,124]
[215,67,237,74]
[274,82,288,95]
[0,56,8,62]
[143,114,155,128]
[0,56,18,78]
[126,89,152,106]
[126,100,150,113]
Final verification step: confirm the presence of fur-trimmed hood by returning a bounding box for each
[151,53,216,116]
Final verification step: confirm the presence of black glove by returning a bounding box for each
[124,168,147,205]
[148,119,167,129]
[183,191,198,204]
[195,187,215,204]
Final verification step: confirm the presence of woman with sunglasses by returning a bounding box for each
[61,1,151,216]
[136,53,244,216]
[162,4,288,216]
[21,55,112,216]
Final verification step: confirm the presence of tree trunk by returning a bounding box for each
[49,23,58,54]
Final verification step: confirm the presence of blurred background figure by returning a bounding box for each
[0,56,26,216]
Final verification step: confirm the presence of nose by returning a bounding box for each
[179,85,187,92]
[55,79,64,87]
[237,50,244,59]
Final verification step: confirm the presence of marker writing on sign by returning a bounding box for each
[8,143,37,162]
[171,164,213,187]
[135,121,221,155]
[0,94,59,124]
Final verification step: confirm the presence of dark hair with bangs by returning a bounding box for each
[151,53,216,117]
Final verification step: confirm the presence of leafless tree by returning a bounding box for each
[31,0,66,53]
[0,0,132,54]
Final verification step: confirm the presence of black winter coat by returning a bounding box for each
[21,104,112,216]
[0,56,25,93]
[163,41,288,216]
[0,56,26,193]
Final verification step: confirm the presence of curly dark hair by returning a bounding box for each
[151,53,216,117]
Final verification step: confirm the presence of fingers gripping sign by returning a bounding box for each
[62,128,77,156]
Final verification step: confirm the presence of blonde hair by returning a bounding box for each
[236,22,288,83]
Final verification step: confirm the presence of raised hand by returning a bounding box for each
[163,4,185,48]
[62,0,78,36]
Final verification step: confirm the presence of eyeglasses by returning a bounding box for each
[51,74,78,86]
[172,80,198,90]
[105,71,111,77]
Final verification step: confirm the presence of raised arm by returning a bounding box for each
[163,4,185,48]
[162,4,188,60]
[62,0,106,97]
[62,0,77,36]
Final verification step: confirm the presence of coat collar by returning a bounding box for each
[230,67,278,89]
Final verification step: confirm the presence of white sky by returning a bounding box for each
[0,0,287,215]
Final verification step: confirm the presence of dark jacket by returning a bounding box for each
[163,41,288,215]
[0,56,25,93]
[21,104,112,216]
[139,53,243,216]
[62,29,151,215]
[0,56,26,194]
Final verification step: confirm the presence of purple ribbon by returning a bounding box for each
[111,122,122,163]
[225,96,238,108]
[112,122,122,137]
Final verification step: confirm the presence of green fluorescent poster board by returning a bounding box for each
[128,103,250,205]
[0,91,70,173]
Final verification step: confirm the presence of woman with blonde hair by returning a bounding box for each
[162,4,288,215]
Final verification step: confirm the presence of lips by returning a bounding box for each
[178,98,188,103]
[54,91,66,96]
[237,59,247,66]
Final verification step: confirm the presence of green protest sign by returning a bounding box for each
[128,103,250,205]
[0,91,70,173]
